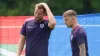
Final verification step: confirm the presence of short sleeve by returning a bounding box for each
[76,29,86,45]
[44,20,53,30]
[20,22,27,36]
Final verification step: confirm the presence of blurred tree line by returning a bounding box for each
[0,0,100,16]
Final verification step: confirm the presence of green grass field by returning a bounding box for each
[0,44,17,56]
[0,44,25,56]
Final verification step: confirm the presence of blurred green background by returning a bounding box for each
[0,0,100,16]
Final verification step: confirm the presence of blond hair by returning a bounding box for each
[64,10,77,16]
[35,3,46,14]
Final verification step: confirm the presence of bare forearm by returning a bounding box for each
[79,43,86,56]
[17,38,25,56]
[46,8,56,24]
[40,3,56,29]
[80,49,86,56]
[41,3,56,28]
[44,6,56,29]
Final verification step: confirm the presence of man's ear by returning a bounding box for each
[70,16,74,22]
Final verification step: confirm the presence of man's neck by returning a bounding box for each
[35,18,44,23]
[72,23,79,30]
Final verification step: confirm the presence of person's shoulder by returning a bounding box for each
[22,17,34,25]
[24,17,35,23]
[44,19,48,21]
[25,17,35,22]
[77,26,86,35]
[43,19,49,24]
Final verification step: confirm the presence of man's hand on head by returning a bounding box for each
[40,3,49,10]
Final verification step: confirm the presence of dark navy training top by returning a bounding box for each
[70,25,89,56]
[20,18,52,56]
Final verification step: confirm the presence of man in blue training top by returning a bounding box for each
[63,10,89,56]
[17,3,56,56]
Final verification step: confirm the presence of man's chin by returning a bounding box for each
[36,19,43,22]
[67,26,71,28]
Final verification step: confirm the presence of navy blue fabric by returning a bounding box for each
[20,19,52,56]
[70,26,89,56]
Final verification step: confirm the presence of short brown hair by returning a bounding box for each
[35,3,46,14]
[64,10,77,16]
